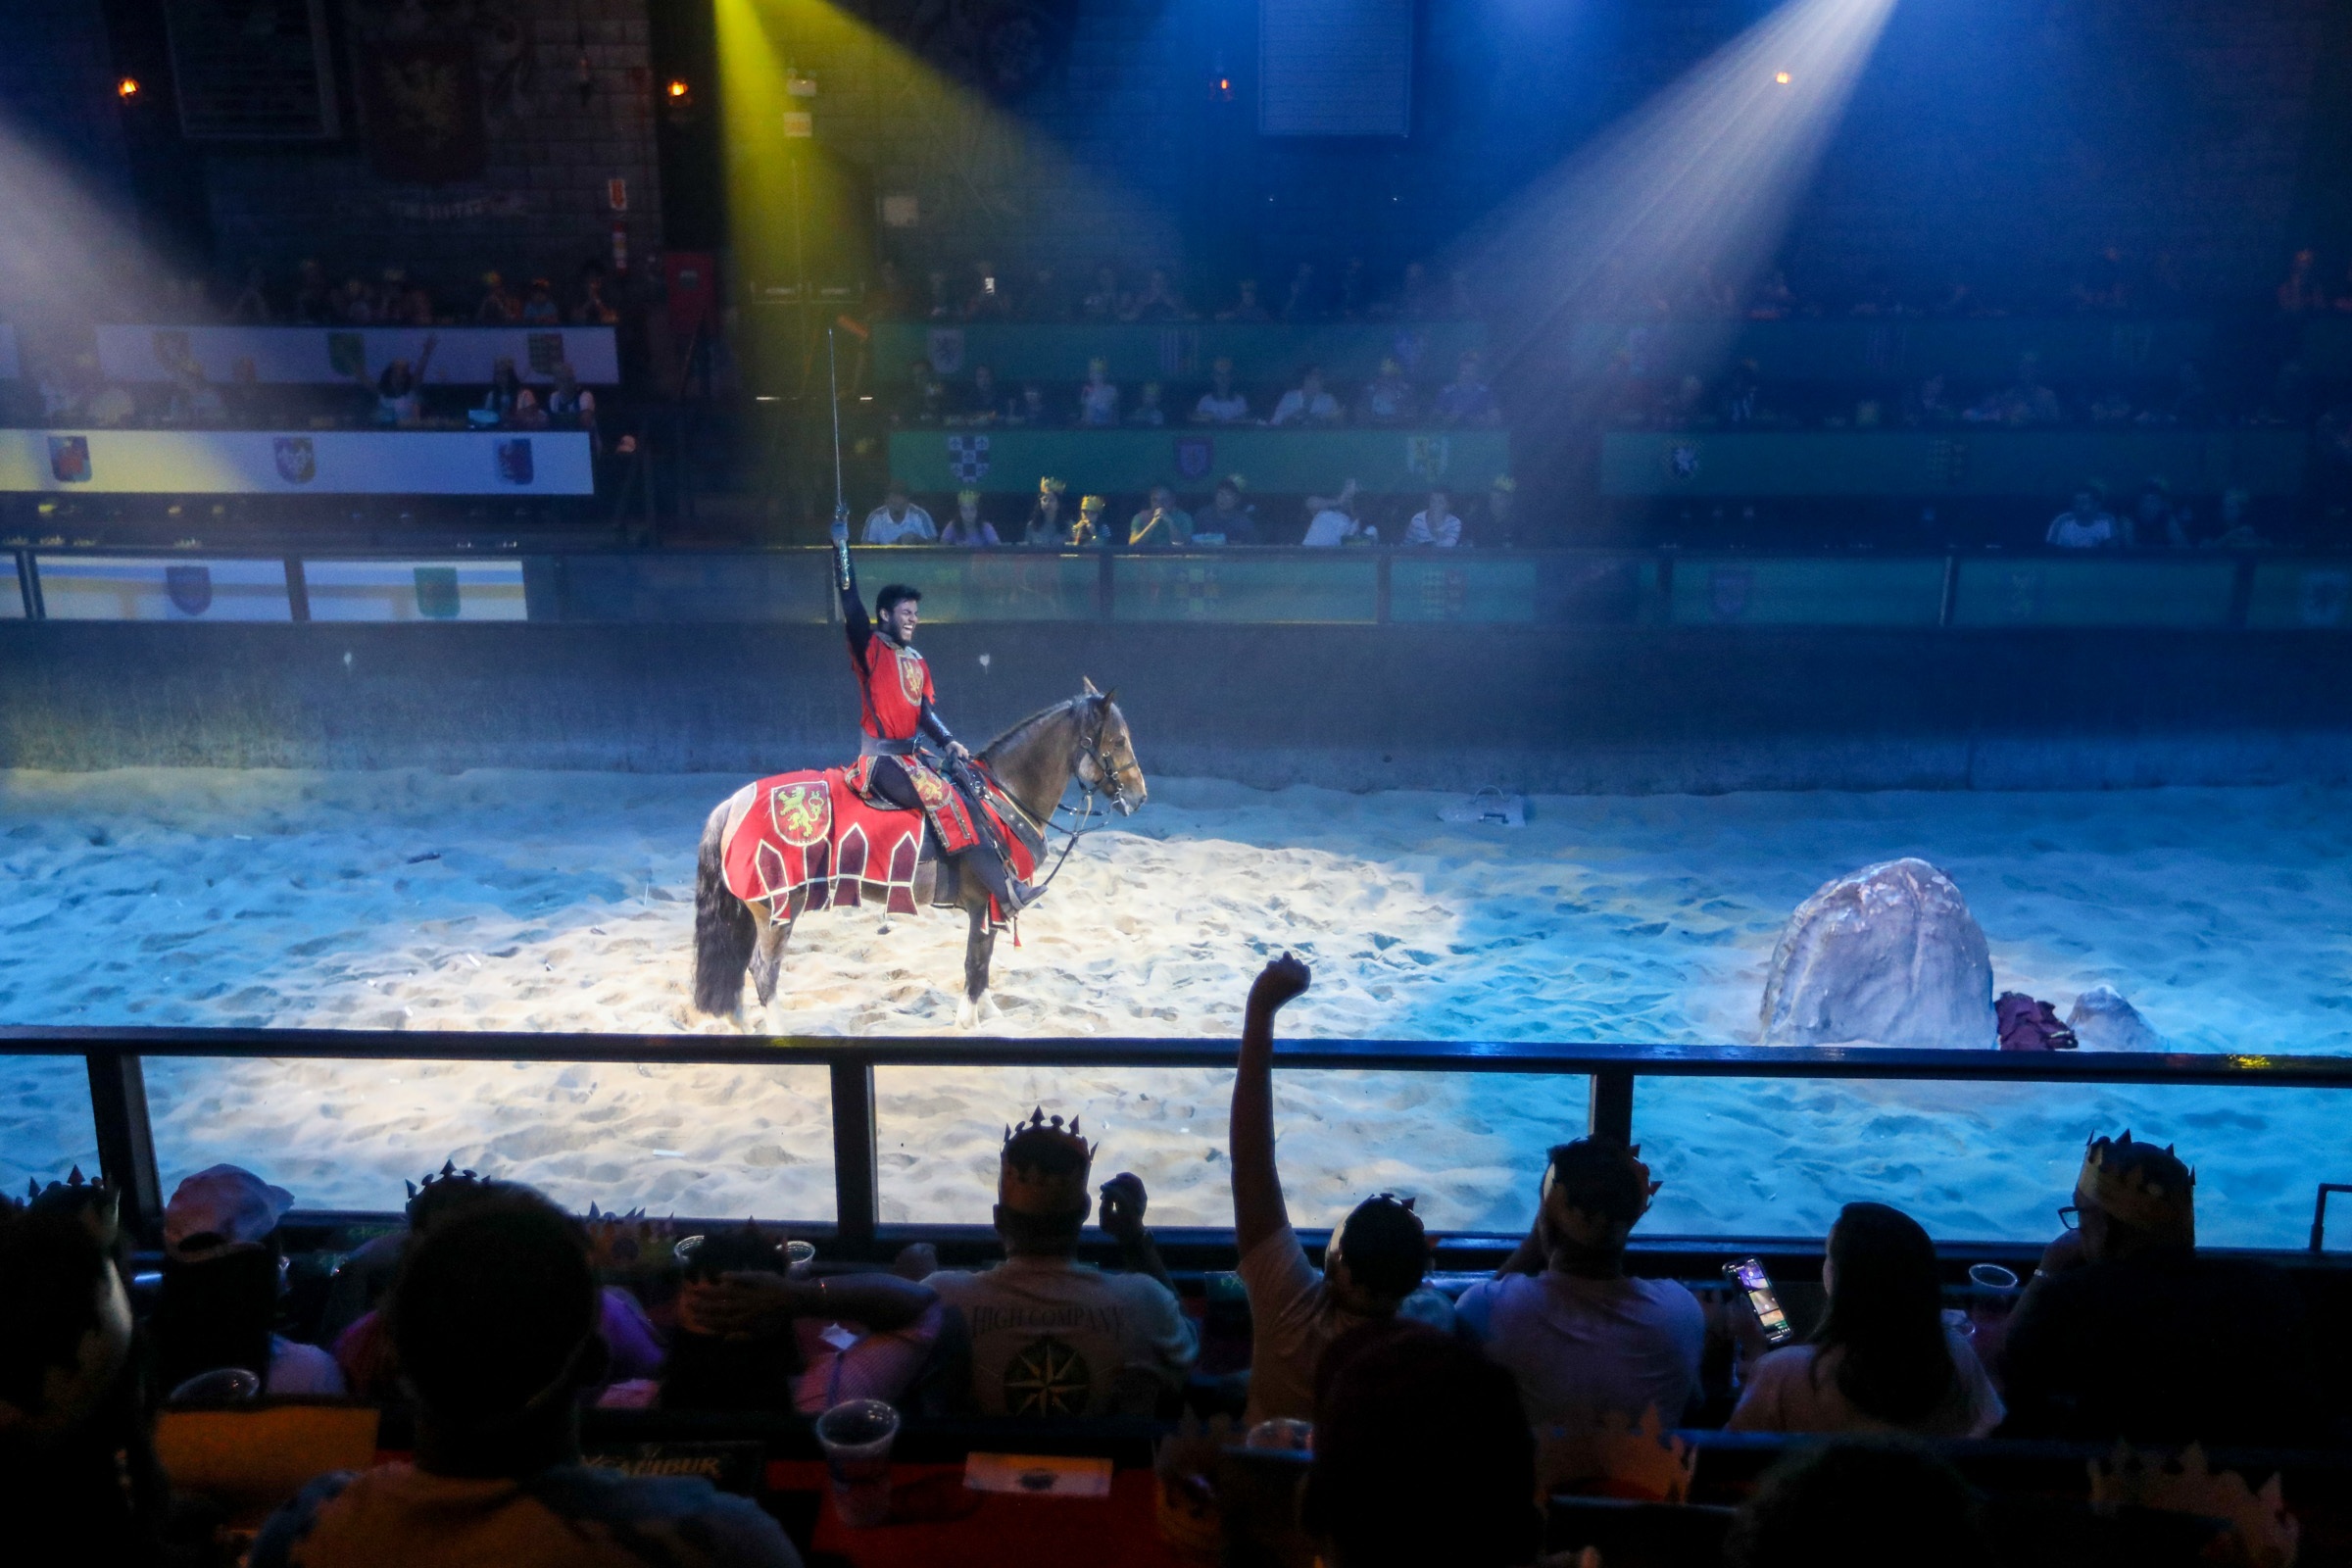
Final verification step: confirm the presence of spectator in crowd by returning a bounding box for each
[337,274,378,324]
[1337,256,1371,318]
[360,334,436,427]
[1271,366,1342,427]
[1433,351,1500,426]
[293,258,334,324]
[924,268,956,319]
[155,1164,345,1399]
[572,263,620,326]
[1127,380,1168,427]
[1219,277,1272,323]
[1300,479,1375,546]
[1727,1202,2000,1438]
[1075,357,1121,426]
[1080,265,1125,321]
[862,479,938,545]
[1906,372,1958,426]
[1356,358,1419,425]
[253,1188,802,1568]
[474,271,520,323]
[1724,1440,1989,1568]
[1402,488,1462,548]
[949,363,1002,425]
[1125,267,1185,321]
[1965,354,2063,426]
[1068,493,1114,547]
[2278,247,2327,314]
[1192,357,1250,424]
[1747,269,1797,319]
[1127,482,1194,549]
[1017,266,1065,320]
[230,262,273,323]
[0,1179,174,1567]
[2125,478,2191,549]
[964,259,1011,320]
[163,351,228,427]
[1454,1137,1706,1434]
[1394,260,1438,320]
[1024,477,1068,545]
[1998,1131,2322,1446]
[546,361,598,451]
[2159,360,2221,426]
[602,1223,943,1416]
[1229,956,1451,1427]
[2045,487,2117,549]
[899,358,948,426]
[922,1110,1198,1416]
[942,489,1003,546]
[481,358,543,428]
[520,277,563,326]
[1481,474,1520,549]
[1198,474,1258,545]
[1280,262,1320,321]
[1301,1324,1542,1568]
[2206,486,2268,548]
[1006,380,1054,427]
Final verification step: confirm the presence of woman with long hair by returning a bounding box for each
[1728,1201,2001,1437]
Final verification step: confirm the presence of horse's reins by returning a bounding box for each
[987,704,1124,901]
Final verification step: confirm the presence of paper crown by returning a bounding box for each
[1491,474,1516,493]
[2079,1131,2195,1232]
[582,1202,678,1277]
[1079,494,1106,513]
[1220,473,1247,491]
[956,487,982,504]
[1040,476,1066,494]
[1001,1107,1096,1215]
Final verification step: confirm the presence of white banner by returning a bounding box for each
[0,430,595,495]
[34,557,294,621]
[93,325,619,385]
[303,560,526,621]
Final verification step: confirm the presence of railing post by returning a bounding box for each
[18,548,44,619]
[284,558,312,622]
[830,1058,880,1253]
[1937,554,1960,628]
[1098,547,1115,621]
[1588,1066,1635,1144]
[85,1050,163,1242]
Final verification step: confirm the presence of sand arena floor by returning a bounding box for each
[4,768,2347,1248]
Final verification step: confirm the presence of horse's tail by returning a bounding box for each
[691,801,757,1016]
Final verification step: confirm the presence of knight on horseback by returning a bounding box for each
[830,514,1036,919]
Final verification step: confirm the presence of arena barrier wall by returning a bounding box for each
[0,429,596,495]
[91,324,621,385]
[1563,318,2225,383]
[1600,429,2307,497]
[872,320,1488,385]
[886,427,1511,496]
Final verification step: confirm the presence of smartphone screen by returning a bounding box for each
[1726,1257,1794,1344]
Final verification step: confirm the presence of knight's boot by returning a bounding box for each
[962,847,1033,919]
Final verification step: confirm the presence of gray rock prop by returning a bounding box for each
[1760,858,1995,1049]
[2066,985,2164,1052]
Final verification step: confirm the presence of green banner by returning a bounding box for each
[1603,430,2305,497]
[2244,559,2352,629]
[1567,318,2219,383]
[1112,554,1378,622]
[890,428,1510,497]
[874,320,1487,387]
[1950,557,2237,627]
[1671,557,1947,625]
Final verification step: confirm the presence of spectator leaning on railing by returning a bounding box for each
[863,479,938,545]
[1402,488,1462,548]
[942,488,1002,546]
[1127,482,1194,549]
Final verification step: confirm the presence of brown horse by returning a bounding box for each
[691,682,1147,1027]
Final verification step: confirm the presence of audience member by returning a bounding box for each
[1723,1439,1989,1568]
[1198,474,1259,544]
[2206,486,2268,548]
[1127,380,1167,426]
[519,277,562,326]
[1127,482,1194,549]
[1481,474,1520,549]
[1024,477,1068,544]
[1300,479,1374,546]
[1075,357,1121,426]
[292,259,334,324]
[1998,1131,2322,1446]
[252,1188,802,1568]
[1280,262,1320,321]
[474,271,520,324]
[361,335,436,427]
[2277,247,2327,314]
[1432,351,1500,426]
[1219,277,1271,323]
[948,363,1002,425]
[1402,488,1462,548]
[155,1164,345,1398]
[1007,381,1054,427]
[964,259,1011,320]
[899,358,948,426]
[1270,366,1341,427]
[230,263,273,323]
[1356,358,1419,425]
[1126,268,1186,321]
[1192,357,1250,424]
[2124,478,2190,549]
[544,361,597,446]
[921,1109,1198,1415]
[1454,1138,1705,1433]
[2045,487,2117,549]
[481,358,543,428]
[163,352,228,427]
[1965,354,2063,426]
[1727,1201,2000,1438]
[1068,493,1114,547]
[941,489,1002,546]
[1300,1324,1542,1568]
[862,479,938,544]
[1080,265,1125,321]
[572,263,619,326]
[1228,956,1450,1426]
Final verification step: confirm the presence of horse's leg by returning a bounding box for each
[956,897,998,1029]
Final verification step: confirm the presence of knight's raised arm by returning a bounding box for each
[835,533,873,659]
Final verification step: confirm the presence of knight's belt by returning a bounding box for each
[860,735,919,758]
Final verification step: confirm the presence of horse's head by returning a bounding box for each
[1075,677,1147,816]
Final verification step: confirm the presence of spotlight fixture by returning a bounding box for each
[668,78,690,99]
[1774,71,1791,84]
[118,76,140,99]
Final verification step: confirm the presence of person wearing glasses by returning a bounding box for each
[1228,955,1451,1427]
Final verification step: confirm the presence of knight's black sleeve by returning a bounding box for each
[836,538,873,662]
[919,697,955,747]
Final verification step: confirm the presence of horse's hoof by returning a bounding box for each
[956,999,978,1030]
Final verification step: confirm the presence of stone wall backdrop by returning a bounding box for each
[201,0,665,296]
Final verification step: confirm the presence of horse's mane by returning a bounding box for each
[981,697,1082,760]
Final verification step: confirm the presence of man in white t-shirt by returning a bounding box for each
[1269,366,1341,426]
[2045,488,2117,549]
[1402,489,1462,548]
[1453,1138,1704,1435]
[1300,478,1375,547]
[1229,956,1452,1427]
[862,479,938,545]
[1192,357,1250,424]
[924,1110,1198,1416]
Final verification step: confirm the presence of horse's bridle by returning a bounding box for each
[1075,701,1132,813]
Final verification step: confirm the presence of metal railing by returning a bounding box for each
[8,1027,2349,1251]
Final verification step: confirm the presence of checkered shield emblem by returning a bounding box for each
[947,434,991,483]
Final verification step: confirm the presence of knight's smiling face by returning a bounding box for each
[887,599,920,642]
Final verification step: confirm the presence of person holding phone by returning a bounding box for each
[1726,1202,2002,1438]
[1453,1138,1703,1434]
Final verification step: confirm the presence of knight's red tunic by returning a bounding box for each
[856,633,935,741]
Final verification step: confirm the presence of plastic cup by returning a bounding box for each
[1967,1262,2020,1293]
[1243,1417,1313,1453]
[815,1397,900,1528]
[786,1240,817,1276]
